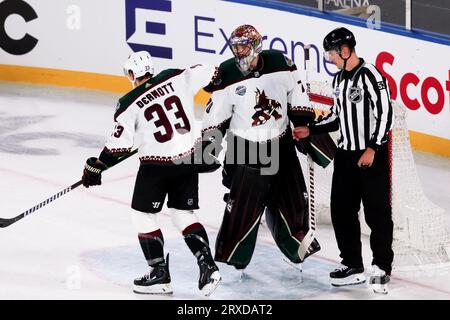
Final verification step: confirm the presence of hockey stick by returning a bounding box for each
[298,45,317,260]
[0,149,138,228]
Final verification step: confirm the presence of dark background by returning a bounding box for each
[278,0,450,36]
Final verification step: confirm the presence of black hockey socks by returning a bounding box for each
[138,229,165,266]
[183,223,221,295]
[183,223,212,258]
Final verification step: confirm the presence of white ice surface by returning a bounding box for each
[0,82,449,300]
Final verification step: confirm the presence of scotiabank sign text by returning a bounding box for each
[376,51,450,115]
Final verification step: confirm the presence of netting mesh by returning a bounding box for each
[302,81,450,270]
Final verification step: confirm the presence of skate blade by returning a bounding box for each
[330,274,366,287]
[133,283,173,295]
[281,258,304,285]
[283,257,303,272]
[201,272,222,296]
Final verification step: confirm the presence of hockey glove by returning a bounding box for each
[82,157,108,187]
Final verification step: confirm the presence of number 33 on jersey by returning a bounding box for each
[105,65,217,164]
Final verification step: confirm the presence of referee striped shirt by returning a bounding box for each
[313,58,393,151]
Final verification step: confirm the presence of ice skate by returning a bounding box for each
[197,251,222,296]
[330,265,366,287]
[369,265,390,294]
[133,254,173,294]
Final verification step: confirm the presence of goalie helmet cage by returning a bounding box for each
[303,81,450,271]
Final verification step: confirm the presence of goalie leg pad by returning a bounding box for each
[265,154,320,263]
[274,155,309,233]
[265,206,303,263]
[215,165,273,269]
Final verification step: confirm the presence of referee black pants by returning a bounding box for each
[330,144,394,275]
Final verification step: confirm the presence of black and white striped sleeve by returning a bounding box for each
[363,64,393,150]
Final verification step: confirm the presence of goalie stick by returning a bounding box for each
[298,45,317,260]
[0,149,138,228]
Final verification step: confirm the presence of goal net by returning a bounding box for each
[302,81,450,271]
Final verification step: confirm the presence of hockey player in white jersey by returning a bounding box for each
[202,25,320,271]
[81,51,221,296]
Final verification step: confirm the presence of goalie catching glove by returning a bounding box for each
[82,157,108,187]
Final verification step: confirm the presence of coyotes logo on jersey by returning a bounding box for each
[251,88,282,127]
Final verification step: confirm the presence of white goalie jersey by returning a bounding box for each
[104,65,216,164]
[202,50,313,142]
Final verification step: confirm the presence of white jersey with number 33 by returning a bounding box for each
[104,65,216,164]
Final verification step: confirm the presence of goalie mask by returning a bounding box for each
[229,25,262,73]
[123,51,154,83]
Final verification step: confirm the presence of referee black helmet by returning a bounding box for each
[323,27,356,51]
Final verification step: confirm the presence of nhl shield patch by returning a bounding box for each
[235,85,247,96]
[348,86,362,103]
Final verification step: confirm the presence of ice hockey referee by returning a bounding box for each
[293,27,394,293]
